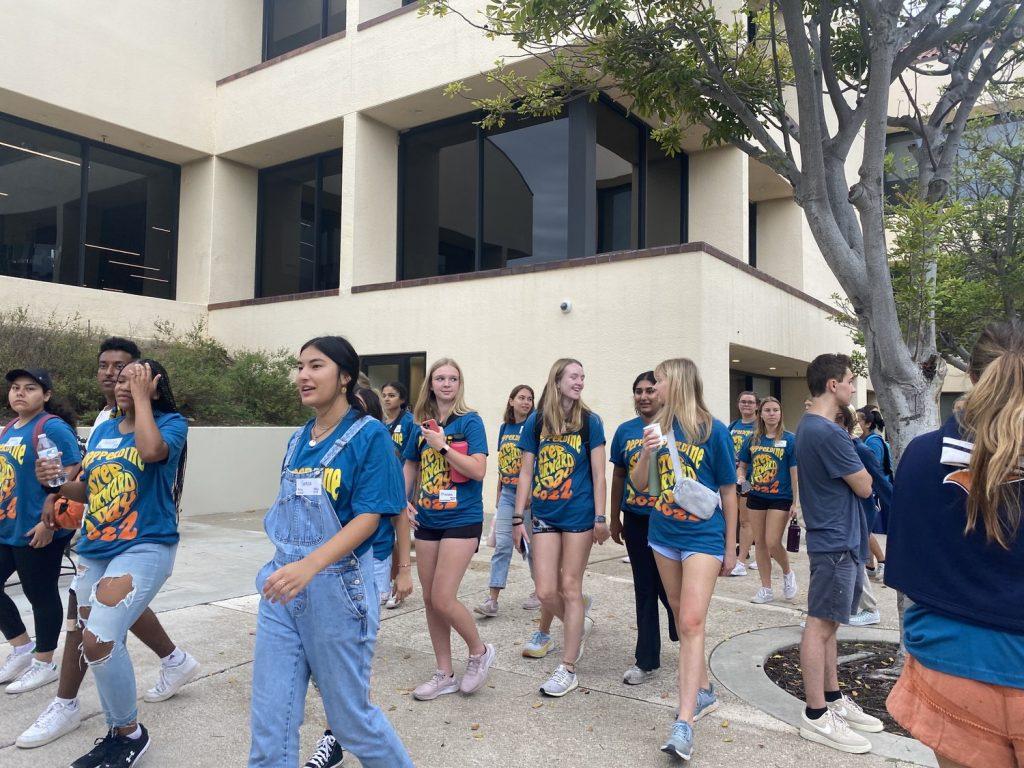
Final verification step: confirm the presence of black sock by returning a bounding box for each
[824,690,842,702]
[805,706,828,720]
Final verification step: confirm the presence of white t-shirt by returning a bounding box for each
[91,406,115,435]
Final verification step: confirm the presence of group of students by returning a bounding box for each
[1,321,1020,768]
[0,338,199,768]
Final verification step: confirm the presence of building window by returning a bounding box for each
[263,0,346,61]
[398,100,687,280]
[748,202,758,267]
[884,132,920,204]
[256,150,341,298]
[0,113,179,299]
[361,353,426,400]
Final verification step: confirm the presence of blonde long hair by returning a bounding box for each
[752,396,785,443]
[960,321,1024,548]
[413,358,472,423]
[537,358,589,436]
[655,358,713,444]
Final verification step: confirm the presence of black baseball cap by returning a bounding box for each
[5,368,53,391]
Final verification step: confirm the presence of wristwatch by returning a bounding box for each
[594,515,607,524]
[439,445,449,455]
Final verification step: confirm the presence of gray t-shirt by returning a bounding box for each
[795,414,868,557]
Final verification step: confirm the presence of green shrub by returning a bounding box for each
[0,309,306,426]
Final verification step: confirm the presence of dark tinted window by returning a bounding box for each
[401,121,477,279]
[483,117,570,268]
[595,103,639,253]
[0,113,178,298]
[645,137,684,247]
[264,0,346,61]
[257,151,341,298]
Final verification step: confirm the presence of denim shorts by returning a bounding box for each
[649,541,724,563]
[807,550,863,624]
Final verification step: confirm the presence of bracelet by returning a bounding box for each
[398,563,412,569]
[512,518,524,525]
[594,515,607,524]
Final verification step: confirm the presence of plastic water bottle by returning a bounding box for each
[37,434,67,487]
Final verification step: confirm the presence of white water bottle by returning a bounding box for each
[37,434,67,487]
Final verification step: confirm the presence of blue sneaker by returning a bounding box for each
[694,683,719,721]
[522,631,554,658]
[661,720,693,760]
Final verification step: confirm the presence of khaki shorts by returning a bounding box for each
[888,655,1024,768]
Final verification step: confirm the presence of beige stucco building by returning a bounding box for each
[2,0,869,462]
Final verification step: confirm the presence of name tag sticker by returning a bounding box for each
[3,436,23,447]
[439,489,457,504]
[394,425,402,433]
[775,440,788,448]
[95,438,122,450]
[296,477,322,497]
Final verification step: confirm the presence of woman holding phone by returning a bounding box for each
[402,359,495,701]
[515,358,609,697]
[476,384,536,617]
[736,396,799,604]
[631,358,738,762]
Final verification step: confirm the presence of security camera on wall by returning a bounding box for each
[560,299,573,313]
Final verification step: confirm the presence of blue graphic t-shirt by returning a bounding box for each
[386,410,415,459]
[648,419,737,556]
[518,411,606,531]
[0,414,81,547]
[728,419,756,461]
[402,412,488,530]
[287,411,405,558]
[610,417,659,516]
[79,411,187,559]
[497,420,530,487]
[737,431,797,500]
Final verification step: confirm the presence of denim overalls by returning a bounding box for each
[248,418,414,768]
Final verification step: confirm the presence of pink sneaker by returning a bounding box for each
[460,644,496,694]
[413,670,460,701]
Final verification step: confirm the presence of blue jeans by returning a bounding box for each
[373,554,392,602]
[75,541,177,728]
[249,428,412,768]
[488,485,532,589]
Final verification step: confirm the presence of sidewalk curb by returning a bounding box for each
[709,625,937,767]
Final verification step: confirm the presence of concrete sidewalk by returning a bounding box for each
[0,511,917,767]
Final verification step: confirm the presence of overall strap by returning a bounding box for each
[283,426,305,467]
[321,416,373,467]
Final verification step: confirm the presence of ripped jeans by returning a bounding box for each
[74,542,176,728]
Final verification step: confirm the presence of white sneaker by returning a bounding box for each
[829,694,884,732]
[16,698,81,748]
[751,587,774,604]
[848,610,881,627]
[144,652,201,702]
[799,709,871,753]
[747,560,758,570]
[0,648,33,684]
[5,659,58,694]
[575,615,596,664]
[540,664,578,697]
[385,591,404,609]
[622,664,656,685]
[783,571,798,600]
[870,563,885,583]
[730,561,747,577]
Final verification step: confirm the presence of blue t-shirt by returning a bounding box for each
[386,410,415,459]
[737,431,797,500]
[648,419,737,556]
[728,419,756,461]
[518,411,606,530]
[610,417,659,516]
[0,414,81,547]
[497,420,529,487]
[79,411,187,559]
[288,411,405,558]
[904,603,1024,690]
[402,412,488,529]
[795,414,868,557]
[853,440,892,530]
[863,433,893,479]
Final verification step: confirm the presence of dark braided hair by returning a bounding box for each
[131,359,187,516]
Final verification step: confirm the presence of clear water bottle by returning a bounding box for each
[37,434,67,487]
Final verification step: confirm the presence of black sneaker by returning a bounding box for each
[70,729,117,768]
[99,724,150,767]
[304,730,344,768]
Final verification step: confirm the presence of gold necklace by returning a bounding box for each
[309,414,343,447]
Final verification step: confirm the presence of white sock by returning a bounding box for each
[124,724,142,740]
[13,643,35,656]
[56,696,79,709]
[161,647,185,667]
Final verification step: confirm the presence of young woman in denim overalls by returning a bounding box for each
[248,336,413,768]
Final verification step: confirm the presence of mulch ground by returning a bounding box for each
[762,640,908,737]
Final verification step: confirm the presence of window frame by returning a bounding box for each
[360,352,427,401]
[262,0,345,61]
[254,148,343,299]
[0,110,181,299]
[395,96,689,280]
